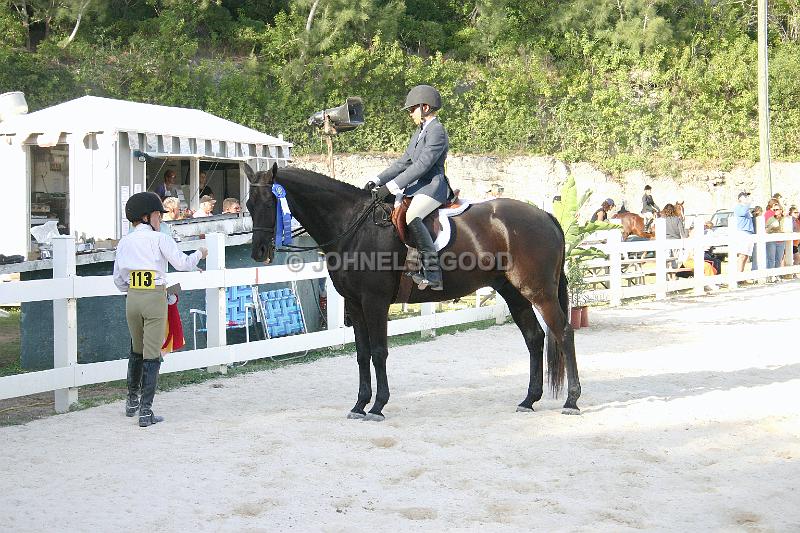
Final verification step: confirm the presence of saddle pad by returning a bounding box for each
[391,195,471,251]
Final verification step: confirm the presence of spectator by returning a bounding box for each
[765,203,786,280]
[193,195,216,218]
[162,197,181,221]
[663,203,688,239]
[222,198,241,214]
[789,205,800,265]
[663,203,688,268]
[199,171,213,199]
[155,170,179,200]
[733,191,754,273]
[590,198,615,222]
[765,198,780,220]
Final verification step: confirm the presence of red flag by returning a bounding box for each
[162,294,185,353]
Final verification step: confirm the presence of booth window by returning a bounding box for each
[30,145,69,236]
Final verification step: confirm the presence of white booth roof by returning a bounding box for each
[0,95,292,151]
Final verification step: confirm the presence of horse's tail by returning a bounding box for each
[545,211,567,396]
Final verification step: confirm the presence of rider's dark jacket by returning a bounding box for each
[375,117,450,203]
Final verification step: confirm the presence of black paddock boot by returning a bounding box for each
[139,359,165,427]
[407,217,443,291]
[125,352,144,417]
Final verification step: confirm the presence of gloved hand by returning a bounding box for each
[371,184,390,201]
[363,181,376,191]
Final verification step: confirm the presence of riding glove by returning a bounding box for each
[363,181,376,191]
[372,184,391,201]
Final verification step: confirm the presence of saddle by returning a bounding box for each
[391,190,467,249]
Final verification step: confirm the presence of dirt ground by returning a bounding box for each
[1,283,799,532]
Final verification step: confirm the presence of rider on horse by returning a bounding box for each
[641,184,660,232]
[365,85,452,291]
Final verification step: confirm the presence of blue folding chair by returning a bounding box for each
[258,283,307,339]
[190,285,258,349]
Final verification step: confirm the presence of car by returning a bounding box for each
[706,209,734,260]
[709,209,733,232]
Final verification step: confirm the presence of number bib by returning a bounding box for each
[129,270,157,289]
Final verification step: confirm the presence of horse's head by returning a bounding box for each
[244,163,278,263]
[675,201,685,219]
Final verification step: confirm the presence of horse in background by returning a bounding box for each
[674,201,685,220]
[611,210,653,240]
[610,200,684,240]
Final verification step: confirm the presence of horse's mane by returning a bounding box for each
[280,166,368,198]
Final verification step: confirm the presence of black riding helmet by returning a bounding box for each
[126,192,167,223]
[402,85,442,112]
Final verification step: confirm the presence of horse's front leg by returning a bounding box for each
[345,298,372,419]
[363,301,391,422]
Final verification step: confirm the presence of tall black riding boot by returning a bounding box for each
[406,217,443,291]
[139,359,165,427]
[125,352,144,417]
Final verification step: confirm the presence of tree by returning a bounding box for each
[10,0,104,50]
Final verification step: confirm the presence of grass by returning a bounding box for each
[0,307,24,378]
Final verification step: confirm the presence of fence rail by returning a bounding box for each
[2,216,797,411]
[0,234,509,410]
[580,216,800,306]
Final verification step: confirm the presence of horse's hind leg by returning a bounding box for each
[345,298,372,419]
[525,290,582,414]
[559,321,581,414]
[495,281,545,411]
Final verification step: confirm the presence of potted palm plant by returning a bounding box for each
[553,175,619,329]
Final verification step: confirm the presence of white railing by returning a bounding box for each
[0,233,509,411]
[580,216,800,306]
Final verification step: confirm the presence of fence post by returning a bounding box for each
[494,295,507,324]
[755,216,767,283]
[608,229,622,307]
[693,230,706,296]
[421,302,436,338]
[205,233,227,374]
[52,235,78,413]
[727,216,740,288]
[783,216,793,270]
[654,218,667,300]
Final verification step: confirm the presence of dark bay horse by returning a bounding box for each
[245,164,580,421]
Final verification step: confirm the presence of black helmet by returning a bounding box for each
[126,192,167,223]
[402,85,442,111]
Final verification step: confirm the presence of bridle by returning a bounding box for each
[247,182,391,252]
[248,182,276,233]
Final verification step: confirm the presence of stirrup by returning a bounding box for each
[412,271,443,291]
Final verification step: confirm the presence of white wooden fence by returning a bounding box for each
[0,233,509,412]
[3,215,797,412]
[580,216,800,306]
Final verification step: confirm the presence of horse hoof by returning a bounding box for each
[363,413,385,422]
[561,408,581,415]
[346,411,366,420]
[516,406,534,413]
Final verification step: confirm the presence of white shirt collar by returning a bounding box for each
[420,115,437,133]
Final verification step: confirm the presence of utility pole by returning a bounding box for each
[758,0,772,196]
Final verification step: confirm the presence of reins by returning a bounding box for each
[248,182,392,252]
